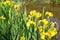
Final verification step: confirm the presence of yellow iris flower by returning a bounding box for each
[48,28,57,38]
[38,26,43,32]
[20,36,25,40]
[51,22,58,27]
[5,1,11,5]
[0,16,6,20]
[35,12,41,18]
[50,28,57,37]
[45,11,53,17]
[51,22,55,27]
[1,1,11,5]
[42,19,49,25]
[29,10,41,19]
[40,32,45,39]
[13,4,21,9]
[26,20,36,29]
[45,32,51,38]
[30,10,36,16]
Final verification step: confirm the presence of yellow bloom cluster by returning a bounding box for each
[1,0,21,9]
[26,10,58,40]
[1,1,11,5]
[29,10,41,18]
[38,28,57,39]
[38,23,58,40]
[20,36,25,40]
[13,4,21,9]
[38,19,49,28]
[48,28,57,38]
[37,11,57,40]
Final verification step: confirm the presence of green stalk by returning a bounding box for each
[42,7,45,19]
[56,0,57,4]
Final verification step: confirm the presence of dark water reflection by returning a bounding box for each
[26,3,60,28]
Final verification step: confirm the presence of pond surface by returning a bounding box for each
[26,2,60,27]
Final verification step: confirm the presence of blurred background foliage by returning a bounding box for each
[0,0,60,4]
